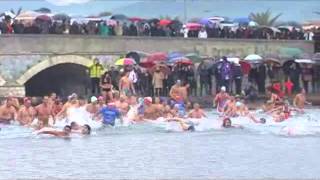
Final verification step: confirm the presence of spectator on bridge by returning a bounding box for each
[88,58,104,95]
[98,22,109,37]
[70,21,81,34]
[198,27,208,39]
[232,60,243,95]
[152,66,165,96]
[219,57,232,92]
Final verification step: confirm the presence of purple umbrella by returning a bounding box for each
[199,18,211,25]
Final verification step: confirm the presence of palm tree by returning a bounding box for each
[249,9,282,26]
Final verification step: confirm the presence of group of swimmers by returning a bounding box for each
[0,79,311,137]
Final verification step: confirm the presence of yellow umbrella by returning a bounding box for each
[115,58,136,66]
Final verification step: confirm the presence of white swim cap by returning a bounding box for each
[236,101,242,107]
[90,96,97,103]
[221,86,226,92]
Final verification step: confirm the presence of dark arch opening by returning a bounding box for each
[25,63,90,97]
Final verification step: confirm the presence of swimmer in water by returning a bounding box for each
[166,118,195,132]
[17,97,36,126]
[221,118,243,128]
[214,86,230,113]
[37,125,71,138]
[0,97,17,124]
[293,88,311,113]
[188,103,206,119]
[97,102,122,126]
[70,122,91,135]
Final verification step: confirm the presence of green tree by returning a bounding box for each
[249,9,282,26]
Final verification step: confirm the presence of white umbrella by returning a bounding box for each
[294,59,315,64]
[227,57,240,64]
[244,54,263,61]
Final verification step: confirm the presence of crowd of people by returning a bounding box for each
[0,55,313,137]
[0,13,318,40]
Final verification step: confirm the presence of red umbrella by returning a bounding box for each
[159,19,172,26]
[239,60,251,75]
[174,57,193,65]
[139,61,155,68]
[35,15,52,22]
[145,52,168,63]
[186,23,202,31]
[129,17,145,22]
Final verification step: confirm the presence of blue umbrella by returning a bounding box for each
[168,52,184,60]
[199,18,211,25]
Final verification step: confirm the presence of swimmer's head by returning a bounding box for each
[221,86,226,92]
[98,96,104,103]
[222,118,232,128]
[70,122,79,129]
[68,93,78,101]
[90,96,98,104]
[194,103,200,110]
[24,97,31,107]
[259,118,266,124]
[236,101,242,107]
[176,80,181,86]
[63,125,72,133]
[50,93,57,99]
[119,95,126,102]
[82,124,91,135]
[138,97,144,104]
[144,97,152,104]
[42,96,49,104]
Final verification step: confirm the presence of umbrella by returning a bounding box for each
[139,61,155,68]
[279,47,303,59]
[145,52,168,63]
[294,59,315,64]
[150,63,170,75]
[244,54,263,62]
[185,53,204,63]
[15,11,40,21]
[115,58,136,66]
[110,14,128,21]
[168,52,184,60]
[35,15,52,22]
[208,16,225,22]
[53,13,70,22]
[168,57,193,65]
[129,17,144,22]
[126,52,142,64]
[186,22,202,31]
[264,58,281,66]
[282,60,300,75]
[227,57,241,63]
[198,18,212,25]
[312,53,320,61]
[159,19,172,26]
[168,20,183,30]
[148,18,160,24]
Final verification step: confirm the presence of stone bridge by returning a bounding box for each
[0,35,314,97]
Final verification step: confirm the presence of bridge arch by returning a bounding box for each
[16,55,92,85]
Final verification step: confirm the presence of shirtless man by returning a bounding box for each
[116,95,129,115]
[166,118,195,132]
[224,96,236,116]
[169,80,183,102]
[56,93,79,119]
[37,125,71,138]
[35,96,54,128]
[188,103,206,119]
[119,72,135,96]
[179,84,190,102]
[17,98,36,126]
[48,93,57,108]
[152,97,164,118]
[293,89,310,112]
[214,86,230,113]
[0,97,17,124]
[86,96,100,117]
[143,97,157,120]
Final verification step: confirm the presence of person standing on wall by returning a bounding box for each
[88,58,104,95]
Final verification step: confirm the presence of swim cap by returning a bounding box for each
[221,86,226,92]
[90,96,98,103]
[236,101,242,107]
[98,96,104,101]
[144,97,152,104]
[260,118,266,124]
